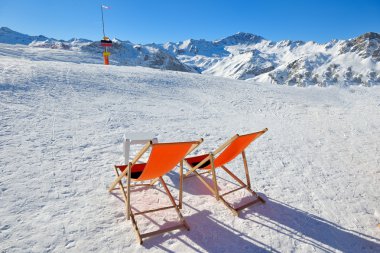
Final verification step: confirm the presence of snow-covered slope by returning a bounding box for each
[1,45,380,252]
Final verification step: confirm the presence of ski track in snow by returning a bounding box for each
[0,48,380,252]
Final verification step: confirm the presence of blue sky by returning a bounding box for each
[1,0,379,44]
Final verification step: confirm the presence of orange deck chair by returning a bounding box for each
[184,129,268,216]
[108,139,202,244]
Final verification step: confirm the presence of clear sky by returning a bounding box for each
[1,0,379,44]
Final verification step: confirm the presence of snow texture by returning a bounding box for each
[0,43,380,252]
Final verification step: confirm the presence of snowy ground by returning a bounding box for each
[1,44,380,252]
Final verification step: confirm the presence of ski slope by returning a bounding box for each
[0,45,380,252]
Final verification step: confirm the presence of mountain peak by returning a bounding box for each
[0,27,24,36]
[0,27,15,32]
[217,32,264,45]
[355,32,380,41]
[339,32,380,61]
[67,38,92,43]
[0,27,49,45]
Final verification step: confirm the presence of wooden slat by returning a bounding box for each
[134,205,175,216]
[220,186,245,196]
[235,198,262,212]
[131,183,153,187]
[141,224,186,238]
[114,183,152,190]
[184,169,210,178]
[219,196,238,216]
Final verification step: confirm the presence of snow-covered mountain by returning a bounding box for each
[0,27,194,73]
[159,32,380,86]
[0,27,49,45]
[1,27,379,86]
[252,33,380,87]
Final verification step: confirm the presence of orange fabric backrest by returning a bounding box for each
[137,142,196,181]
[213,130,267,168]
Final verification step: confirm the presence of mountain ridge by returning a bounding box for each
[0,27,379,86]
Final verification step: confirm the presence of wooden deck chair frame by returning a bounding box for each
[184,129,268,216]
[108,139,202,244]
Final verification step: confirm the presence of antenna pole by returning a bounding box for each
[101,5,105,37]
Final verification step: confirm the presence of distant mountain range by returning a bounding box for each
[1,27,379,86]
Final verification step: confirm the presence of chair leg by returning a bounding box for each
[179,160,183,209]
[221,165,265,203]
[114,167,143,243]
[242,151,252,189]
[219,196,239,216]
[114,168,130,218]
[130,212,143,244]
[159,177,189,230]
[193,170,217,195]
[210,155,220,200]
[183,160,216,195]
[126,162,132,220]
[216,165,265,215]
[124,176,189,244]
[240,152,265,203]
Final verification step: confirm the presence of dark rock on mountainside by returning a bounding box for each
[340,32,380,61]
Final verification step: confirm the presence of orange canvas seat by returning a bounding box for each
[109,139,202,244]
[184,129,268,216]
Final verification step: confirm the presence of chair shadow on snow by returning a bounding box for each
[167,170,380,252]
[142,209,274,252]
[240,196,380,253]
[111,171,380,252]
